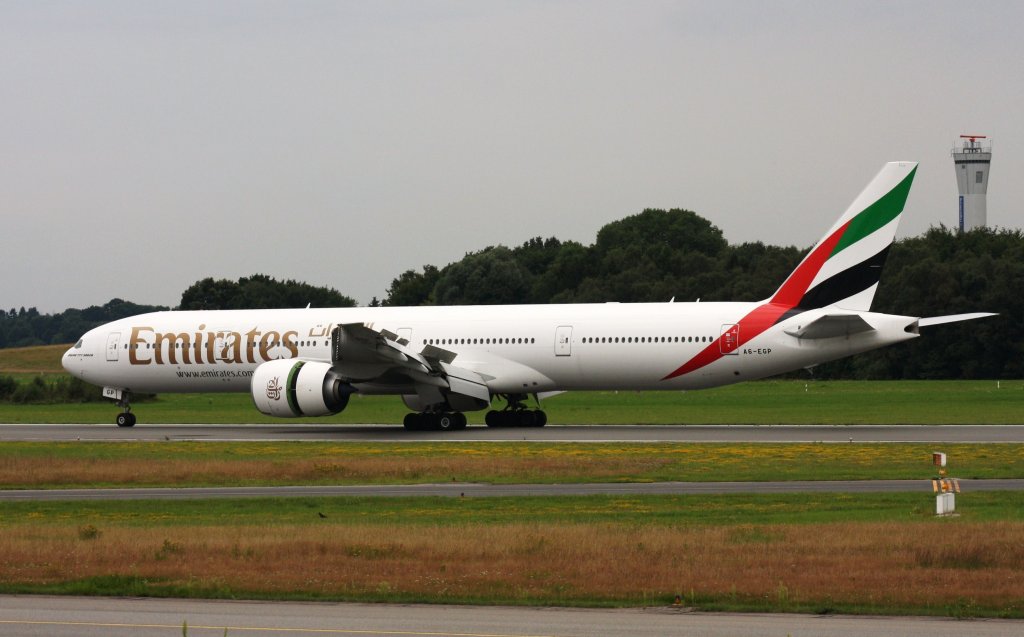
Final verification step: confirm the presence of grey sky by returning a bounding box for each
[2,1,1021,312]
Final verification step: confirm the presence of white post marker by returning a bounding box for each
[931,452,958,516]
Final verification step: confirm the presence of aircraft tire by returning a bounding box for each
[116,413,136,428]
[519,410,537,427]
[403,413,423,430]
[485,411,501,427]
[438,413,456,431]
[533,410,547,427]
[453,413,468,429]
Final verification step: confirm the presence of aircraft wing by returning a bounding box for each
[330,323,490,411]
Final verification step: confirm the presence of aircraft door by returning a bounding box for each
[555,325,573,356]
[106,332,120,361]
[720,324,739,355]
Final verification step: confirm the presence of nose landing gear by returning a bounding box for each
[105,388,136,427]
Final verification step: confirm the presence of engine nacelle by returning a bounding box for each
[251,360,351,418]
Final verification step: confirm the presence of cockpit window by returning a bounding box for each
[74,340,83,349]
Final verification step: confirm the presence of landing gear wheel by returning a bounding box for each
[484,409,546,428]
[533,410,547,427]
[453,412,468,430]
[437,413,456,431]
[403,413,421,430]
[116,412,136,428]
[111,390,135,427]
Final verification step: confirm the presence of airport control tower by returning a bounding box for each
[952,134,992,231]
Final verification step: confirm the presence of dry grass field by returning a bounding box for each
[2,441,1023,487]
[2,518,1022,615]
[0,344,67,374]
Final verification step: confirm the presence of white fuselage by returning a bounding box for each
[62,301,919,397]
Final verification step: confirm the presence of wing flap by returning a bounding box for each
[329,323,492,411]
[440,362,491,411]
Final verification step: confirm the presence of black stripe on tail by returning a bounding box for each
[796,244,892,311]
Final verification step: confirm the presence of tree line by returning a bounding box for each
[2,210,1020,379]
[382,209,1022,380]
[0,275,355,349]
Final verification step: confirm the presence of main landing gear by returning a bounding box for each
[484,409,547,427]
[485,393,547,428]
[403,412,468,431]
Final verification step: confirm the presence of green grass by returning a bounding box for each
[3,491,1022,529]
[1,379,1022,424]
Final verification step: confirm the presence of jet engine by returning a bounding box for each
[251,360,352,418]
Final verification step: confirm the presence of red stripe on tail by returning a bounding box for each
[661,220,850,381]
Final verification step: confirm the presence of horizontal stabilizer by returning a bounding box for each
[784,313,875,340]
[918,312,997,328]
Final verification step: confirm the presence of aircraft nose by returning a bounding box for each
[62,341,82,376]
[61,347,74,373]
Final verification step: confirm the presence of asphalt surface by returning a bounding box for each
[3,423,1024,442]
[2,595,1022,637]
[2,478,1021,502]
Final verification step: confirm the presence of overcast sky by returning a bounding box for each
[2,1,1021,312]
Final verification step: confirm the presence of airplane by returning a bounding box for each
[62,161,994,430]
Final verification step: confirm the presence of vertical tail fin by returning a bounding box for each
[770,161,917,312]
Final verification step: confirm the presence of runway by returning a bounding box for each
[2,595,1021,637]
[2,478,1021,501]
[3,423,1024,442]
